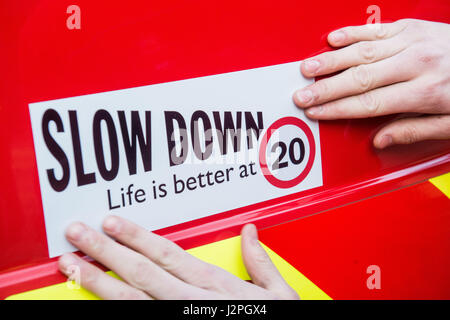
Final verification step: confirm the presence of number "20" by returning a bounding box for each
[271,137,305,170]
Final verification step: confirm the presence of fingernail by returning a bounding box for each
[103,216,121,233]
[303,59,320,73]
[245,224,259,245]
[329,30,345,43]
[306,106,323,116]
[296,89,313,105]
[378,135,393,149]
[66,222,86,241]
[59,253,78,269]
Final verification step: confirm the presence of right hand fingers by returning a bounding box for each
[301,20,409,78]
[374,114,450,148]
[301,78,441,120]
[326,20,409,47]
[295,50,415,108]
[301,36,407,78]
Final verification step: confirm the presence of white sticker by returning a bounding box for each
[29,61,322,258]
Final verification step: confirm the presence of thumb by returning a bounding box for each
[374,114,450,148]
[241,224,299,299]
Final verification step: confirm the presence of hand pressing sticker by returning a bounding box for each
[293,19,450,149]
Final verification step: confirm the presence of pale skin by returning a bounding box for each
[59,19,450,299]
[293,19,450,148]
[59,216,299,300]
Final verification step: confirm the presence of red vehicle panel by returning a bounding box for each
[0,0,449,299]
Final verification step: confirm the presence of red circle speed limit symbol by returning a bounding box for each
[259,117,316,189]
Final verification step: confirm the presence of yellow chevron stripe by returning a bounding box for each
[429,172,450,198]
[6,235,331,300]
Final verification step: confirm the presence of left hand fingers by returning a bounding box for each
[64,222,213,299]
[241,224,299,299]
[59,252,151,300]
[60,219,298,300]
[101,216,248,294]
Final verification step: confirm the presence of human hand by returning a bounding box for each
[293,19,450,148]
[58,216,299,300]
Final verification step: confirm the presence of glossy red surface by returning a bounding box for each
[259,180,450,299]
[0,0,449,298]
